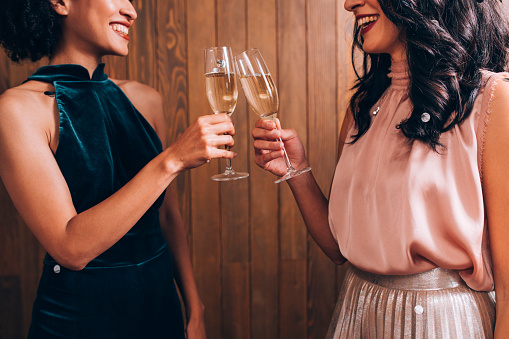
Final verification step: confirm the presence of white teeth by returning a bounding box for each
[357,15,379,28]
[111,24,129,35]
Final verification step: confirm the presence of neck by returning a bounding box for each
[390,51,406,63]
[389,42,407,63]
[49,41,102,78]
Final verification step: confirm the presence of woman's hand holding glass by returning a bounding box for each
[235,48,311,183]
[166,113,236,172]
[252,118,310,179]
[205,46,249,181]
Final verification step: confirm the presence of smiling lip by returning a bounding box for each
[356,14,379,36]
[110,23,130,41]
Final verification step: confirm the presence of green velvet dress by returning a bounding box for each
[26,64,185,338]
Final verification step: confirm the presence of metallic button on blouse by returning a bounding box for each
[54,265,61,274]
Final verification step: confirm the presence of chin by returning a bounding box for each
[108,47,130,57]
[360,43,386,55]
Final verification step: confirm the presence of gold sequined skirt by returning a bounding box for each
[326,266,495,338]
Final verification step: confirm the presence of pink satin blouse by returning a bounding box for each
[329,60,508,291]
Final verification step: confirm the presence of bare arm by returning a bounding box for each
[482,79,509,338]
[0,85,234,271]
[252,116,350,265]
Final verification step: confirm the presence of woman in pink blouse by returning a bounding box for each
[253,0,509,337]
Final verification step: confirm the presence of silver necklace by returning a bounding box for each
[372,90,389,117]
[371,89,431,123]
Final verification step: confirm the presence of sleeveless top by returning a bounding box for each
[328,60,508,291]
[26,63,167,267]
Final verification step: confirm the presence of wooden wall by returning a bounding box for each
[0,0,355,338]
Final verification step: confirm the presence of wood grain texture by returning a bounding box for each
[155,0,191,236]
[0,52,9,93]
[216,0,252,336]
[0,276,23,339]
[306,0,340,338]
[186,0,223,337]
[129,0,157,87]
[104,55,128,80]
[246,1,280,338]
[280,259,307,338]
[0,180,20,277]
[277,0,309,337]
[0,1,355,337]
[222,263,251,338]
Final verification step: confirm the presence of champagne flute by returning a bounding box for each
[205,46,249,181]
[235,48,311,183]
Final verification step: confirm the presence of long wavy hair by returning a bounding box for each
[349,0,509,150]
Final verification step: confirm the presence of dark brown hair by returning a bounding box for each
[349,0,509,150]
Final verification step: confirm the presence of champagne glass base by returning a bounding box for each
[275,167,311,184]
[212,170,249,181]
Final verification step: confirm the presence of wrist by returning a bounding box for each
[161,148,184,176]
[186,300,205,320]
[287,165,313,187]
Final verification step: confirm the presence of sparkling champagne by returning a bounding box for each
[239,73,278,121]
[205,72,238,115]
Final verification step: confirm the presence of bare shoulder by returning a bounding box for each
[483,77,509,173]
[488,76,509,130]
[0,82,57,147]
[110,78,166,144]
[0,82,52,123]
[111,79,163,115]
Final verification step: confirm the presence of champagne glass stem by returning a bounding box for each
[225,145,233,172]
[278,137,296,171]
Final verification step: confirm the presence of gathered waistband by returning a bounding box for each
[351,266,465,291]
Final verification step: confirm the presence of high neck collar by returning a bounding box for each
[27,63,108,83]
[388,59,409,89]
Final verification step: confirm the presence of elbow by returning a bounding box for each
[328,249,347,266]
[63,261,88,271]
[324,244,346,265]
[54,256,89,271]
[332,257,347,266]
[49,248,91,271]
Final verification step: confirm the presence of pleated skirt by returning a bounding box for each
[326,266,495,339]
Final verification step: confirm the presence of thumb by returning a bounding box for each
[275,118,282,131]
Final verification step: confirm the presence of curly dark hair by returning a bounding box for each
[349,0,509,150]
[0,0,61,62]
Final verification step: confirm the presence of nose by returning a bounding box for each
[121,0,138,21]
[344,0,364,12]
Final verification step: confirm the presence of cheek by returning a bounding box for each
[376,22,401,46]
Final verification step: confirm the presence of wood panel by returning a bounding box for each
[277,0,309,337]
[0,1,354,337]
[0,276,23,339]
[307,0,340,338]
[104,55,128,80]
[246,1,279,339]
[155,0,190,237]
[0,54,9,93]
[129,0,157,87]
[186,0,223,338]
[217,0,252,337]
